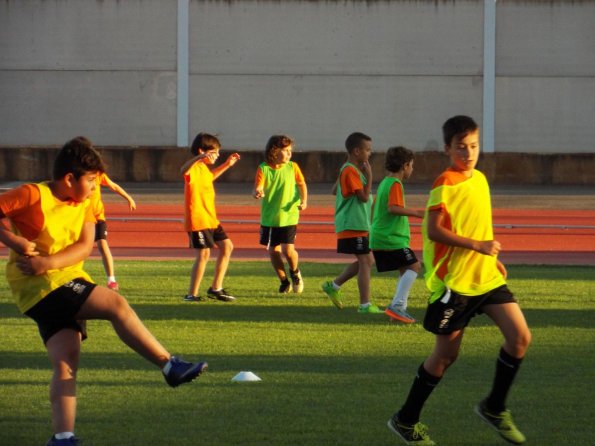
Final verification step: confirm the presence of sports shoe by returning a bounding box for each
[475,399,526,444]
[45,436,81,446]
[291,270,304,293]
[357,303,383,314]
[279,279,291,293]
[387,415,435,445]
[207,287,236,302]
[183,294,204,302]
[321,280,343,309]
[163,356,208,388]
[107,280,119,291]
[385,306,416,323]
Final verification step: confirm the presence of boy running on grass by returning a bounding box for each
[181,132,240,302]
[370,146,424,324]
[0,137,207,446]
[387,116,531,445]
[321,132,382,314]
[253,135,308,293]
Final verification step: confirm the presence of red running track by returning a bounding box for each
[78,203,595,265]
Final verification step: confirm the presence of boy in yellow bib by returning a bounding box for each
[0,137,207,446]
[387,116,531,445]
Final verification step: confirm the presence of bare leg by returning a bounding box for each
[424,330,465,377]
[334,261,359,286]
[282,243,299,272]
[211,238,233,290]
[356,252,373,305]
[268,245,288,280]
[96,239,115,279]
[483,303,531,358]
[46,329,82,434]
[76,287,170,367]
[188,248,210,296]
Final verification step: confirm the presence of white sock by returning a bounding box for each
[391,269,418,309]
[108,276,116,282]
[55,432,75,440]
[359,302,371,309]
[332,281,340,290]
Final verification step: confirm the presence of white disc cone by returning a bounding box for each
[231,371,261,382]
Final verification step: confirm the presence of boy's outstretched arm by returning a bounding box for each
[388,204,424,219]
[16,222,95,276]
[104,176,136,210]
[427,209,501,256]
[212,152,241,180]
[180,153,208,175]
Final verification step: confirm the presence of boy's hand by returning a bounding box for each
[496,259,508,278]
[476,240,501,256]
[298,200,308,211]
[226,153,241,166]
[16,254,48,276]
[14,239,39,257]
[128,198,137,211]
[253,188,264,199]
[361,161,372,180]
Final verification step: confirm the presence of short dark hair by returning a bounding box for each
[345,132,371,154]
[53,136,105,180]
[190,132,221,156]
[265,135,293,164]
[442,115,479,146]
[385,146,414,173]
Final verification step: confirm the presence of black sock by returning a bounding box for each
[290,268,300,278]
[398,363,442,425]
[280,277,290,284]
[485,348,524,412]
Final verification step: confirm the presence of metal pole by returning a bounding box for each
[177,0,189,147]
[483,0,496,153]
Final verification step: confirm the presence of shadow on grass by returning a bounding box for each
[0,302,592,328]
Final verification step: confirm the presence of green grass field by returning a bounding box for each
[0,260,593,445]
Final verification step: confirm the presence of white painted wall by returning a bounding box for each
[0,0,593,153]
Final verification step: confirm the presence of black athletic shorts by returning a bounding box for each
[259,225,297,247]
[373,248,418,272]
[423,285,517,335]
[25,278,96,344]
[95,220,108,241]
[188,225,228,249]
[337,236,370,255]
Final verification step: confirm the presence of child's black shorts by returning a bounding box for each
[95,220,108,241]
[337,236,370,255]
[259,225,297,247]
[372,248,418,272]
[25,278,96,344]
[423,285,517,335]
[188,224,228,249]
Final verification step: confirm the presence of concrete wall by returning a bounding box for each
[0,0,594,183]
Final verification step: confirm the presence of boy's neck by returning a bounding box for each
[347,155,361,167]
[268,161,288,169]
[387,171,405,181]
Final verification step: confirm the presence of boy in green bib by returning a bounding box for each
[370,146,424,324]
[253,135,308,293]
[321,132,382,314]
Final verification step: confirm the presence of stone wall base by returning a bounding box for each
[1,147,594,186]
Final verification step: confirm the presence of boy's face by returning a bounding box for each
[403,160,414,180]
[354,140,372,164]
[273,145,292,165]
[70,172,98,202]
[200,148,220,165]
[446,129,480,175]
